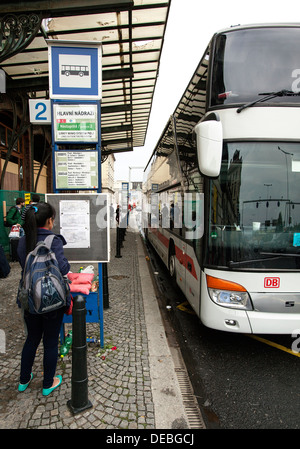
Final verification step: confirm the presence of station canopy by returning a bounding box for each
[0,0,171,156]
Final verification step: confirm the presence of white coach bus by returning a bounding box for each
[144,24,300,334]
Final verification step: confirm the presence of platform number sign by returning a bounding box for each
[29,99,51,124]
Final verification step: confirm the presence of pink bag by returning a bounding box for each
[67,273,94,284]
[67,273,94,295]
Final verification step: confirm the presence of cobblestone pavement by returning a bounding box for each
[0,227,193,430]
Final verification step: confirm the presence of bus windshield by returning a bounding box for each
[205,142,300,270]
[211,27,300,107]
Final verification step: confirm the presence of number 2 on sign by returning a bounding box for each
[35,102,47,120]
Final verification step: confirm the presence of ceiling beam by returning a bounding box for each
[101,104,131,114]
[103,68,133,81]
[0,0,133,16]
[101,124,132,134]
[101,137,132,146]
[103,146,133,154]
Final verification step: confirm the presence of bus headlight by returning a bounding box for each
[206,275,253,310]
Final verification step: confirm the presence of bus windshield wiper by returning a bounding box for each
[260,251,300,257]
[229,255,283,267]
[229,251,300,267]
[237,89,300,113]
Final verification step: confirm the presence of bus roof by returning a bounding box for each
[215,22,300,34]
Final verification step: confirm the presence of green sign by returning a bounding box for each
[57,122,96,131]
[55,151,98,189]
[53,103,98,142]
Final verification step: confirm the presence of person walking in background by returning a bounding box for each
[17,202,70,396]
[116,204,120,225]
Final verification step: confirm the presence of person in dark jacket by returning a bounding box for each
[6,197,25,236]
[17,201,70,396]
[6,197,25,226]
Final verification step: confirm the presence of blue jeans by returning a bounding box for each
[20,308,65,389]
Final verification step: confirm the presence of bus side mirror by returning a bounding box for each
[194,117,223,177]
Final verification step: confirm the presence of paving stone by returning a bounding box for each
[0,228,192,430]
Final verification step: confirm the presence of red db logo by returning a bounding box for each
[264,277,280,288]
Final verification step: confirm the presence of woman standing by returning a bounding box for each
[17,202,70,396]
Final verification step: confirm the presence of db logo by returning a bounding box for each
[264,277,280,288]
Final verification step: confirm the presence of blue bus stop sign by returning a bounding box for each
[47,40,102,100]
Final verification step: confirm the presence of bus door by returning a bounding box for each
[185,243,201,314]
[168,194,186,292]
[183,191,204,314]
[173,237,186,293]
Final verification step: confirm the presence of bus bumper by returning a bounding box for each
[201,270,300,334]
[246,311,300,335]
[201,298,253,333]
[201,298,300,334]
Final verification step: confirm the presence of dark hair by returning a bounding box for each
[24,201,56,255]
[16,197,24,205]
[31,194,40,203]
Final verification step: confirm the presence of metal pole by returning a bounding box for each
[115,226,122,258]
[98,263,104,348]
[67,295,92,415]
[103,262,109,309]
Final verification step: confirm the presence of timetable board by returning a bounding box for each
[46,193,109,263]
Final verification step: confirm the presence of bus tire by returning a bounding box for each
[168,242,176,280]
[144,227,148,240]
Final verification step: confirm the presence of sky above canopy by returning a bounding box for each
[114,0,300,182]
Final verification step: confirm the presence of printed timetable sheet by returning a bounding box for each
[59,200,90,248]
